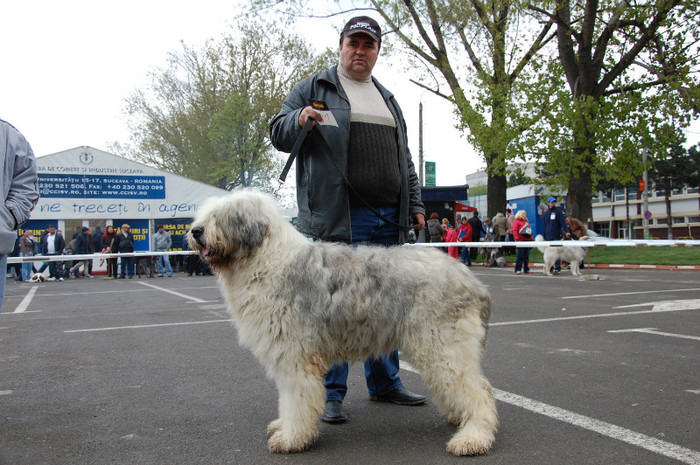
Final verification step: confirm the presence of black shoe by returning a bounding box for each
[369,386,426,405]
[321,400,347,423]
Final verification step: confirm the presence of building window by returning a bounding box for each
[597,223,610,237]
[687,216,700,224]
[601,192,611,203]
[615,189,626,201]
[686,184,698,194]
[672,216,684,225]
[656,217,667,225]
[627,189,638,200]
[592,192,601,204]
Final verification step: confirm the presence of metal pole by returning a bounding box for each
[642,148,649,239]
[419,101,424,186]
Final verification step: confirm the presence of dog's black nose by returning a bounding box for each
[191,226,204,239]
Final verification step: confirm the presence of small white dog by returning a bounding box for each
[28,273,47,283]
[535,234,586,276]
[187,191,498,456]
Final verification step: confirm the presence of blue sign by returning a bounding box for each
[156,218,193,250]
[38,174,166,199]
[115,219,150,252]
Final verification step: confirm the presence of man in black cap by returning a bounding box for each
[270,16,426,423]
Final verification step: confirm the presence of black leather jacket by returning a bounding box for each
[270,65,424,243]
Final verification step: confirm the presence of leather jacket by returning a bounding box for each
[270,65,424,243]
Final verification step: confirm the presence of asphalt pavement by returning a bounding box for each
[1,267,698,465]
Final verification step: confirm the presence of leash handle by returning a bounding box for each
[279,117,314,183]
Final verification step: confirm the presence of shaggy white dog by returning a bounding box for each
[535,234,586,276]
[187,191,498,456]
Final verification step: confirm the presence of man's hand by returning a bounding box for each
[411,213,425,231]
[299,106,324,128]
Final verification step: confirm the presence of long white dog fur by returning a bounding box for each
[187,191,498,456]
[535,234,586,276]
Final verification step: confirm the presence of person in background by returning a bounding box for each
[445,224,459,259]
[101,225,118,279]
[18,230,36,281]
[427,212,443,243]
[0,119,39,312]
[270,15,426,424]
[70,226,95,278]
[41,225,65,281]
[512,209,533,275]
[114,224,135,279]
[457,216,472,266]
[154,225,173,277]
[467,211,486,261]
[543,196,571,274]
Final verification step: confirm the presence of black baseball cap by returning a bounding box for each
[341,16,381,44]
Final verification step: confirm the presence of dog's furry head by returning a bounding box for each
[187,191,277,269]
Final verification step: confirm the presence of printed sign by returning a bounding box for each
[39,174,166,199]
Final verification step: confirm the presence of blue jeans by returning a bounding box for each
[324,206,403,401]
[461,246,472,265]
[120,257,135,277]
[156,249,172,276]
[20,252,33,280]
[0,255,6,313]
[515,247,530,272]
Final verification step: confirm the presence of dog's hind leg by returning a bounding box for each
[412,317,497,456]
[267,359,326,453]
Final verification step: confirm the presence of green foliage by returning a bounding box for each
[526,0,700,220]
[122,19,335,191]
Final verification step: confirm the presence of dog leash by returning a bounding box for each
[278,117,413,235]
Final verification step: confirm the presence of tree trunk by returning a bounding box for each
[566,151,594,223]
[487,170,507,219]
[665,192,673,239]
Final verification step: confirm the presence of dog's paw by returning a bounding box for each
[446,432,494,456]
[267,430,313,453]
[266,419,282,438]
[446,424,495,456]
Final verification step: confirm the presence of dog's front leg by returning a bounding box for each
[267,365,325,453]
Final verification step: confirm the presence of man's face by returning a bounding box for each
[158,227,164,233]
[339,33,379,80]
[48,227,56,235]
[548,201,556,208]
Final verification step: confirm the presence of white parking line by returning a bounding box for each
[64,319,233,333]
[562,288,700,299]
[13,287,38,313]
[494,390,700,465]
[136,281,208,303]
[608,328,700,341]
[490,304,699,327]
[400,361,700,464]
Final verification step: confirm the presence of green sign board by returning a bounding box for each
[425,161,436,186]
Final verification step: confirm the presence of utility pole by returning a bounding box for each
[419,101,424,186]
[642,148,650,239]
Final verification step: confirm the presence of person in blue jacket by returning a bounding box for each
[543,196,571,274]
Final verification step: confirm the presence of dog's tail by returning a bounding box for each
[535,234,548,254]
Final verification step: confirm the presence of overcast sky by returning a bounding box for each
[2,1,697,187]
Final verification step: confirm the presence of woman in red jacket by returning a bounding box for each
[457,217,473,266]
[512,209,533,274]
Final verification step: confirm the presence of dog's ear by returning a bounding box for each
[241,220,268,250]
